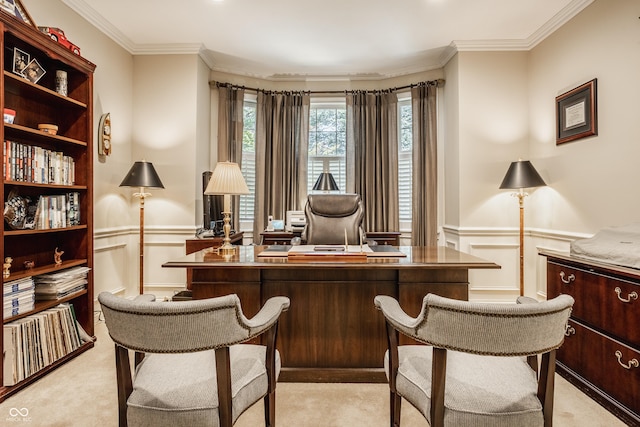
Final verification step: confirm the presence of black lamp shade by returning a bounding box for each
[313,172,339,191]
[120,161,164,189]
[499,160,546,190]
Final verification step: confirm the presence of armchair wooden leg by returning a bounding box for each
[264,390,276,427]
[390,390,402,427]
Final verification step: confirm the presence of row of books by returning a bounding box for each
[3,140,76,185]
[33,192,81,230]
[3,277,35,319]
[33,266,89,301]
[3,304,82,386]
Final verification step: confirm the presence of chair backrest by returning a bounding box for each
[303,193,364,245]
[413,293,574,356]
[98,292,276,353]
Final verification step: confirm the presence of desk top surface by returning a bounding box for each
[163,245,500,270]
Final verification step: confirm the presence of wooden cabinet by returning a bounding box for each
[0,14,96,401]
[542,251,640,425]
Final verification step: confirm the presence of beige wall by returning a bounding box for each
[23,0,637,300]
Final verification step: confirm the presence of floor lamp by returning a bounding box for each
[499,160,546,296]
[120,160,164,294]
[204,161,249,256]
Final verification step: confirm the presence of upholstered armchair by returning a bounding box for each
[374,293,574,427]
[302,193,364,245]
[98,292,290,427]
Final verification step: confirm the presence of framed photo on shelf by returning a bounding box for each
[0,0,36,27]
[12,47,29,76]
[23,58,45,84]
[556,79,597,145]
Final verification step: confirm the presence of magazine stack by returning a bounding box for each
[3,304,82,386]
[33,266,90,301]
[3,276,35,319]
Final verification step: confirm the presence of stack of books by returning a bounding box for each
[33,266,89,301]
[3,304,82,386]
[3,276,35,319]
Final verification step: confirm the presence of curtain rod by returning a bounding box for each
[209,79,445,95]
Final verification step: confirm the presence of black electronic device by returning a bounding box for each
[202,171,224,235]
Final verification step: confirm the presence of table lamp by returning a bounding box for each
[499,159,546,296]
[313,172,339,192]
[204,161,250,256]
[120,160,164,294]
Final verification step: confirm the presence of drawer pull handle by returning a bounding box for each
[559,271,575,284]
[615,350,639,370]
[565,325,575,336]
[614,287,638,303]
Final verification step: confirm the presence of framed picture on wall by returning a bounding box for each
[556,79,597,145]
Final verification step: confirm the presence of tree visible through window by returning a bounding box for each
[398,99,412,223]
[239,101,256,221]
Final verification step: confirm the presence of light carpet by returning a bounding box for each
[0,318,626,426]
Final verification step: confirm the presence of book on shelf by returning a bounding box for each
[34,192,81,230]
[3,277,35,319]
[2,304,82,386]
[3,140,75,185]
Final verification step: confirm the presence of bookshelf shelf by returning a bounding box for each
[0,12,95,401]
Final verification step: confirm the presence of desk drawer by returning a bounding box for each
[548,261,640,346]
[559,319,640,415]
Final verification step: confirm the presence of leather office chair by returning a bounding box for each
[374,293,574,427]
[302,193,364,245]
[98,292,290,427]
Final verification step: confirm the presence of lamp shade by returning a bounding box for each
[312,172,339,191]
[204,161,250,195]
[120,161,164,189]
[499,160,546,190]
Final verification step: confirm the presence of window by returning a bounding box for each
[398,98,412,224]
[239,100,256,221]
[308,103,346,192]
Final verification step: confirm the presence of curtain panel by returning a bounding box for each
[411,83,438,246]
[217,86,245,231]
[347,91,399,233]
[254,91,310,238]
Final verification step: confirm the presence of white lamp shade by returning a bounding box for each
[204,161,250,195]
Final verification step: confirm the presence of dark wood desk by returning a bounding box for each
[185,232,244,254]
[260,230,401,246]
[163,246,499,382]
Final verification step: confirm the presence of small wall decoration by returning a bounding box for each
[556,79,598,145]
[98,113,112,156]
[0,0,36,28]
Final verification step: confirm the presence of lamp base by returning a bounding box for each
[217,242,237,256]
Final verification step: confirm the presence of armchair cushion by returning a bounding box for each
[385,346,542,427]
[128,345,281,426]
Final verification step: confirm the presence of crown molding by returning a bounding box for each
[64,0,594,80]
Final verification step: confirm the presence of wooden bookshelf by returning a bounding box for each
[0,11,96,401]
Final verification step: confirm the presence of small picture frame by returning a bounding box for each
[12,47,29,76]
[556,79,597,145]
[23,58,45,84]
[0,0,36,27]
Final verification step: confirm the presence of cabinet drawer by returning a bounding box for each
[548,261,640,346]
[558,319,640,415]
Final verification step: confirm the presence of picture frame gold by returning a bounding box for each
[0,0,36,28]
[556,79,597,145]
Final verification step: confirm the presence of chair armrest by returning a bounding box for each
[516,296,538,304]
[244,296,290,336]
[374,295,422,337]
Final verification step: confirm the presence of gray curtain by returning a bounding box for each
[216,85,245,231]
[347,91,399,232]
[254,91,310,238]
[411,82,438,246]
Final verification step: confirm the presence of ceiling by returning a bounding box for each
[62,0,593,80]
